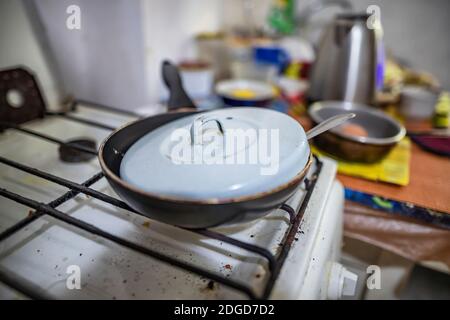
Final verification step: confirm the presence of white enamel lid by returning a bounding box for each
[120,108,310,200]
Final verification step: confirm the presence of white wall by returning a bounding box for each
[140,0,223,103]
[0,0,61,110]
[1,0,223,111]
[32,0,151,111]
[33,0,224,110]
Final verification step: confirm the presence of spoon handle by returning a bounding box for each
[306,113,356,140]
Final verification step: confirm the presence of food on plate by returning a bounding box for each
[230,88,257,99]
[340,123,368,137]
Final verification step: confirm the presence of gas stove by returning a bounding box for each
[0,99,354,300]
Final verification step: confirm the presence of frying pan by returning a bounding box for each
[98,61,351,229]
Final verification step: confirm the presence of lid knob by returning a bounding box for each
[190,116,224,145]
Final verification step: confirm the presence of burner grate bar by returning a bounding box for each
[73,99,142,118]
[0,268,52,300]
[0,122,97,155]
[261,156,322,299]
[46,112,117,131]
[0,213,43,242]
[193,229,276,272]
[0,173,104,298]
[0,156,130,211]
[0,187,258,299]
[280,203,297,224]
[0,172,105,242]
[46,172,105,208]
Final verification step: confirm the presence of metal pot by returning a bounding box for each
[308,101,406,163]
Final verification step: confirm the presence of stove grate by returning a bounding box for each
[0,100,322,300]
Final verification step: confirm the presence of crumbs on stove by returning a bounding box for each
[207,280,215,290]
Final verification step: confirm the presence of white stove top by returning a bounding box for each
[0,103,347,299]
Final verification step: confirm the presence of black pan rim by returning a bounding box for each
[98,112,313,205]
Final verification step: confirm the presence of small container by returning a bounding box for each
[433,92,450,128]
[400,86,439,120]
[253,46,290,73]
[196,32,229,81]
[178,61,214,99]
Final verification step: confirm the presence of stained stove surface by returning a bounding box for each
[0,102,343,299]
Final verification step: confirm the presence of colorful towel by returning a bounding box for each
[311,138,411,186]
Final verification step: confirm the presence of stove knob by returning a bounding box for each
[327,262,358,300]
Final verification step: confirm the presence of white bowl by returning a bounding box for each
[215,79,276,101]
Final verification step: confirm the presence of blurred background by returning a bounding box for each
[1,0,449,110]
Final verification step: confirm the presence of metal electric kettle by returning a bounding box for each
[308,13,380,105]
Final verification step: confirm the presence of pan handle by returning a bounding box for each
[162,60,197,111]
